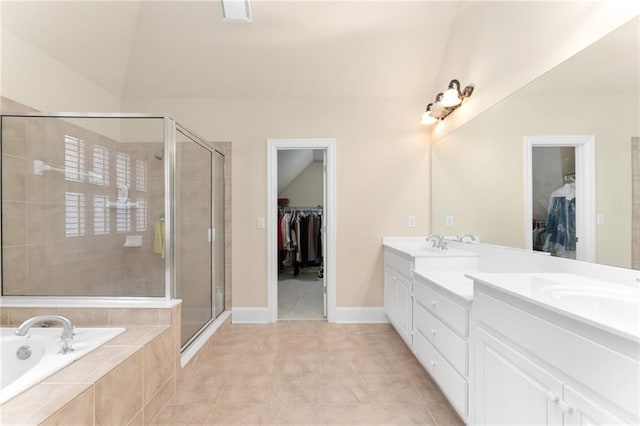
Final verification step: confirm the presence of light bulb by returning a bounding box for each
[441,88,462,107]
[421,111,437,125]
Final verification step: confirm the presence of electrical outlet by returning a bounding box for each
[408,216,416,228]
[445,215,454,227]
[257,217,265,229]
[596,214,605,225]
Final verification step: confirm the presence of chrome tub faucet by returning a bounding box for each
[15,315,75,354]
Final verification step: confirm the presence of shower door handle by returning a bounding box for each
[208,228,215,242]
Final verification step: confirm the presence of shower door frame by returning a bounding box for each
[174,123,226,351]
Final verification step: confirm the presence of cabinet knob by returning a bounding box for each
[558,400,573,414]
[431,301,437,308]
[431,329,437,335]
[430,360,437,367]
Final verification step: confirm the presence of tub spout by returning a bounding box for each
[15,315,75,342]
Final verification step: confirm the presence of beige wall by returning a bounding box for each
[430,2,638,141]
[432,91,638,268]
[124,96,431,308]
[279,161,324,207]
[0,29,122,138]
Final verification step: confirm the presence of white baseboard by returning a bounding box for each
[334,307,388,323]
[232,307,269,323]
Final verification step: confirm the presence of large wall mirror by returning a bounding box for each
[432,16,639,269]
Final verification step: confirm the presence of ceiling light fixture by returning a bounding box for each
[221,0,252,23]
[421,79,474,125]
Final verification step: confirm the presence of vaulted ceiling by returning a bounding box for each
[1,1,461,99]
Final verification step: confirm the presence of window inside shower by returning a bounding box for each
[0,115,166,297]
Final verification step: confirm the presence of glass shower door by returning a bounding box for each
[175,129,213,348]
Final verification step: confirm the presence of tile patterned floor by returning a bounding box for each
[152,321,464,426]
[278,270,325,320]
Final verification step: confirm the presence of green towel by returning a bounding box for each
[153,219,165,258]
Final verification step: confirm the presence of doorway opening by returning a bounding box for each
[277,150,325,319]
[524,135,595,262]
[267,139,336,323]
[531,146,576,258]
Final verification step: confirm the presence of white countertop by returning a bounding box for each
[413,270,474,302]
[467,272,640,342]
[383,237,478,258]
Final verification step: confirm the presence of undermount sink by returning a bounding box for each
[531,275,640,334]
[549,289,639,325]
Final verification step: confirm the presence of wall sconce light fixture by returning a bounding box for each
[421,79,474,125]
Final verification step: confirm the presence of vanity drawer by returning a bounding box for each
[414,329,468,418]
[414,301,468,377]
[384,251,413,279]
[414,278,468,336]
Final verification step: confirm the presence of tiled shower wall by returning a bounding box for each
[1,99,165,296]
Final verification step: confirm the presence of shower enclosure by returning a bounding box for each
[0,113,225,350]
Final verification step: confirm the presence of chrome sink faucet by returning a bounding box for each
[15,315,75,354]
[457,234,476,243]
[426,234,448,250]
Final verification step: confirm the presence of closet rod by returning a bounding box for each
[278,206,323,211]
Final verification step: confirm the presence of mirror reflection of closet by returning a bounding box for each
[532,146,576,259]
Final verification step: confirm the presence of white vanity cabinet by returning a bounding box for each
[384,250,414,347]
[412,272,472,423]
[383,239,478,350]
[472,282,638,426]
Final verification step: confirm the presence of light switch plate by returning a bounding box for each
[257,217,265,229]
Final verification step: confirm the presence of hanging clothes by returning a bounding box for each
[307,214,316,262]
[545,182,576,259]
[278,207,323,276]
[532,221,547,252]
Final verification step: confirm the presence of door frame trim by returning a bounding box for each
[266,138,337,322]
[524,135,596,262]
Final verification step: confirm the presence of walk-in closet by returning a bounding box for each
[277,149,326,319]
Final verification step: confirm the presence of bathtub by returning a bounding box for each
[0,326,125,404]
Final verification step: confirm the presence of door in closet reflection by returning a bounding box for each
[176,129,213,348]
[526,135,595,263]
